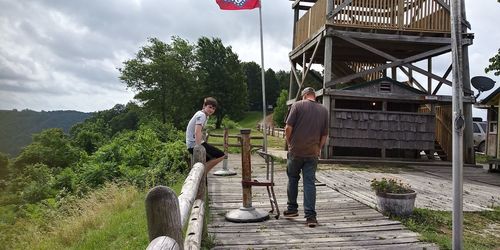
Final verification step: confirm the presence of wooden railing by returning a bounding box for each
[145,145,207,250]
[256,123,286,139]
[294,0,451,48]
[207,128,265,149]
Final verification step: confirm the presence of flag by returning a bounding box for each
[216,0,260,10]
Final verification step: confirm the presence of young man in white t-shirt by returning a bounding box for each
[185,97,225,172]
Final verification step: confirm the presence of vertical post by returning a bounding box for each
[193,145,207,200]
[214,128,237,176]
[225,129,269,222]
[322,0,334,159]
[145,186,183,247]
[460,0,474,165]
[241,129,252,208]
[450,0,464,248]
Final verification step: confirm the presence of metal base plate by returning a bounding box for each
[213,169,237,176]
[225,207,269,223]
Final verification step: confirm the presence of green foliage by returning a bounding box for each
[370,177,412,194]
[0,152,8,180]
[12,128,82,171]
[273,89,289,127]
[18,163,56,204]
[242,61,262,111]
[196,37,248,128]
[485,48,500,76]
[77,125,188,190]
[221,117,240,129]
[119,37,199,128]
[396,207,500,250]
[241,62,283,111]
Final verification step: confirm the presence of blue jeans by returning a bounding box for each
[286,155,318,218]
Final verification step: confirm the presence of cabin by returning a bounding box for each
[478,87,500,157]
[287,0,476,162]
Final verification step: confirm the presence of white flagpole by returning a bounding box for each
[258,0,267,153]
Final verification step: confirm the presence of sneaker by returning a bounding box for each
[283,210,299,217]
[306,217,318,227]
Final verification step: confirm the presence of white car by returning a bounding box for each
[473,121,487,152]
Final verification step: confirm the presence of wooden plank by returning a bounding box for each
[207,154,436,249]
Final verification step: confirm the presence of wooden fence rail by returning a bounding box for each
[146,145,207,250]
[256,123,286,139]
[207,129,265,149]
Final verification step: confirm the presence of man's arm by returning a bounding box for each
[285,124,293,146]
[195,124,203,145]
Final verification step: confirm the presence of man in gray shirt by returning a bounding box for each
[283,87,328,228]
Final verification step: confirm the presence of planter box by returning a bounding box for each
[376,190,417,216]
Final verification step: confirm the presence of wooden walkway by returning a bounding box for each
[207,154,437,249]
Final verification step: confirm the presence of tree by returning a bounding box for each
[242,62,262,111]
[12,128,82,171]
[196,37,248,128]
[119,37,198,128]
[485,48,500,76]
[265,69,281,109]
[273,89,289,127]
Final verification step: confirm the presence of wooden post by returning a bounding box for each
[147,236,180,250]
[145,186,183,246]
[240,129,252,208]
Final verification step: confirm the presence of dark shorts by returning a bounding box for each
[188,142,224,162]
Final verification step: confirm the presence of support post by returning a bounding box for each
[451,0,464,248]
[214,128,237,176]
[145,186,183,247]
[225,129,269,222]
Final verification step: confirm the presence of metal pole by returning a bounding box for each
[450,0,464,248]
[259,2,268,153]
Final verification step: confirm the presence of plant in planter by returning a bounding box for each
[370,177,416,216]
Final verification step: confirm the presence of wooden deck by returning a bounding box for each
[207,154,437,249]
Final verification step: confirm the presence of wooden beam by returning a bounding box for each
[289,28,324,60]
[399,66,426,92]
[432,65,452,95]
[406,64,452,86]
[327,30,467,45]
[326,45,452,86]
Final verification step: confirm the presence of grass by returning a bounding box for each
[395,207,500,250]
[4,181,185,250]
[475,153,492,164]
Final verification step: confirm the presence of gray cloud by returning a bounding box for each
[0,0,498,114]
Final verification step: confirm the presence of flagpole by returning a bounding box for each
[258,0,267,153]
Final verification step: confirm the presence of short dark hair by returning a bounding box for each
[204,97,218,107]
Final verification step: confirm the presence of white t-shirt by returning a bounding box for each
[185,110,208,149]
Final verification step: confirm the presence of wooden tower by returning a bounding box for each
[288,0,475,163]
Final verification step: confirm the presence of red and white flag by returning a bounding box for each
[216,0,260,10]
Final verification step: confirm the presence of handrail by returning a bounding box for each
[294,0,452,49]
[145,145,207,250]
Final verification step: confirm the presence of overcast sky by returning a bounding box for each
[0,0,499,117]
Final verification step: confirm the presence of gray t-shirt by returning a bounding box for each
[186,110,208,149]
[286,99,328,157]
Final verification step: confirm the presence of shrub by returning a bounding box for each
[370,177,412,194]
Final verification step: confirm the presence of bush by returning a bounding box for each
[370,177,412,194]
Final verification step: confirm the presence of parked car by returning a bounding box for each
[473,121,487,152]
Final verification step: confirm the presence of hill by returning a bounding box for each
[0,109,92,156]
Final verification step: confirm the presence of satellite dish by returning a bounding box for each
[471,76,496,98]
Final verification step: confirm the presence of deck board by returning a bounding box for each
[207,154,436,249]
